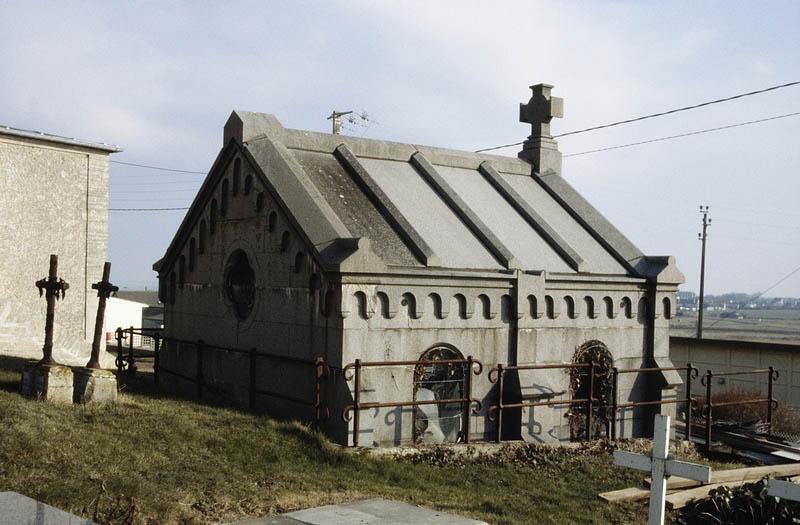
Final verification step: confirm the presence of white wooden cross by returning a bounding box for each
[613,414,712,525]
[768,478,800,502]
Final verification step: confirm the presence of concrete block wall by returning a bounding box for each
[670,336,798,411]
[0,135,109,365]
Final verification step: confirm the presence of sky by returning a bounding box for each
[1,1,799,296]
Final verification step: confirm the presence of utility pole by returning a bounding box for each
[696,205,711,338]
[327,110,353,135]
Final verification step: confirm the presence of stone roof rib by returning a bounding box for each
[155,109,684,285]
[334,144,440,267]
[477,161,585,272]
[409,152,518,270]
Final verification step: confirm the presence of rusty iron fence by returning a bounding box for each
[114,327,330,422]
[609,364,698,442]
[114,326,162,377]
[701,367,779,452]
[488,362,601,443]
[112,330,784,450]
[342,357,483,447]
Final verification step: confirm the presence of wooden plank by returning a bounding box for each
[598,486,684,503]
[647,463,800,490]
[666,480,750,510]
[598,487,650,503]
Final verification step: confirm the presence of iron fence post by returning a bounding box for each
[115,328,124,374]
[685,363,693,443]
[585,363,595,440]
[496,364,504,443]
[128,326,136,375]
[767,366,775,435]
[464,356,473,444]
[353,358,361,447]
[197,340,204,400]
[249,347,257,411]
[611,367,618,441]
[705,370,713,453]
[153,333,160,386]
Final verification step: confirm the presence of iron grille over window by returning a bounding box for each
[413,345,466,444]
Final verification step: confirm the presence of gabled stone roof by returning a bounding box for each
[155,110,683,284]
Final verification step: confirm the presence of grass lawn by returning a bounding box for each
[0,355,734,524]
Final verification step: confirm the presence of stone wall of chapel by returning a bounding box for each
[160,152,341,415]
[0,136,108,366]
[339,284,677,446]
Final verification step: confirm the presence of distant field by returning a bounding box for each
[671,309,800,344]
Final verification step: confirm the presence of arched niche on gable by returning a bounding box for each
[401,292,420,319]
[426,293,445,319]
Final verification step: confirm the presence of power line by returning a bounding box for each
[111,188,198,194]
[112,180,201,187]
[475,80,800,153]
[758,264,800,298]
[111,160,205,174]
[109,207,190,212]
[555,80,800,138]
[562,111,800,158]
[718,219,800,231]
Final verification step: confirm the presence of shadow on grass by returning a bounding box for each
[0,355,29,393]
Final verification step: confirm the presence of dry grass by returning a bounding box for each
[0,355,739,524]
[699,388,800,435]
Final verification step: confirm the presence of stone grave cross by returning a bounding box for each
[35,254,69,365]
[613,414,712,525]
[519,83,564,140]
[768,478,800,502]
[86,261,118,369]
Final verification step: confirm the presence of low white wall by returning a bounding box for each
[670,336,800,411]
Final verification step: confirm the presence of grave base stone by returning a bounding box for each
[20,363,73,403]
[73,367,117,404]
[0,491,95,524]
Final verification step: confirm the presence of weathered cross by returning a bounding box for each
[35,254,69,366]
[613,414,712,525]
[86,261,118,369]
[768,478,800,502]
[519,83,564,139]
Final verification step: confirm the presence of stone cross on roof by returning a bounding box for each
[518,83,564,176]
[519,83,564,139]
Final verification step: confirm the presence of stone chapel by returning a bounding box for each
[154,84,684,447]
